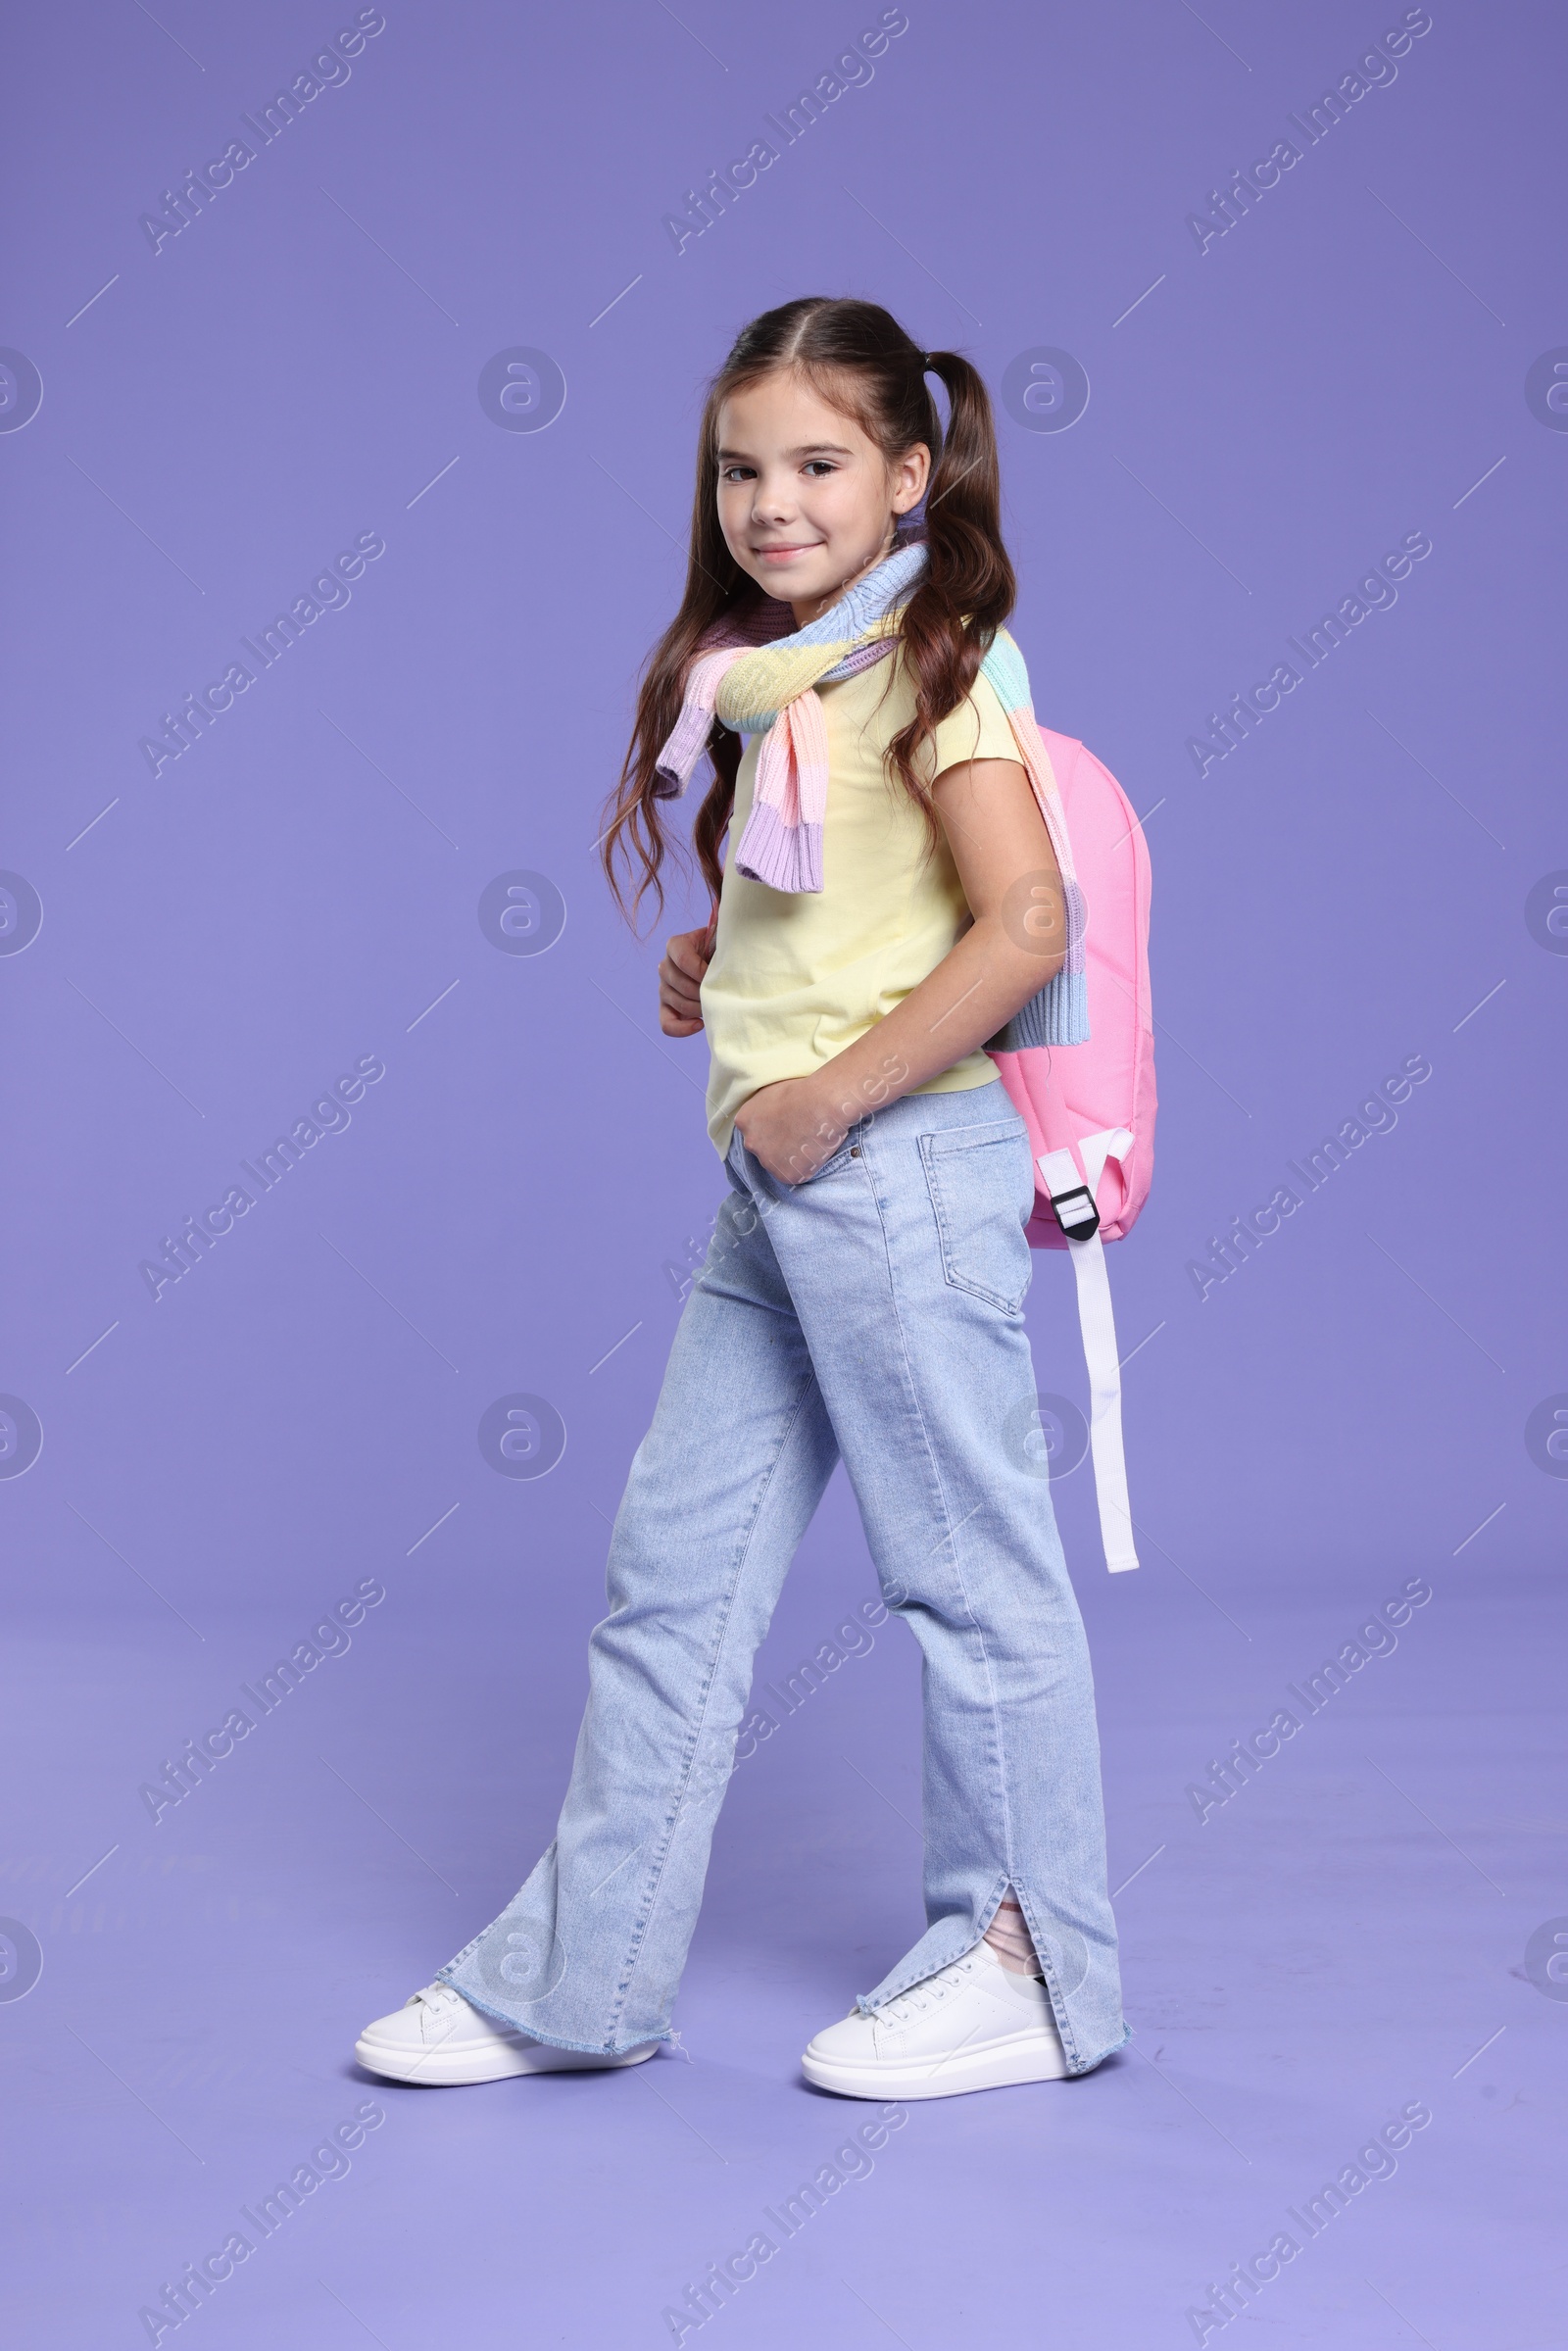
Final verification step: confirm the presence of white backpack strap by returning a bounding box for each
[1038,1131,1139,1573]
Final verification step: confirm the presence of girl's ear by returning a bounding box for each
[892,442,931,514]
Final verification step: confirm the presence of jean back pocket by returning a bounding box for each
[919,1116,1036,1315]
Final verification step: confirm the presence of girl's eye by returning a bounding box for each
[803,461,837,478]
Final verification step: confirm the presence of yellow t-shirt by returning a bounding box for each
[702,649,1024,1153]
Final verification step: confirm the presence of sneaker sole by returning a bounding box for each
[801,2028,1069,2101]
[353,2033,659,2087]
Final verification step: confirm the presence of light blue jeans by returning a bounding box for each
[439,1079,1128,2075]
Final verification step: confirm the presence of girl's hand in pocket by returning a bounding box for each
[733,1076,848,1186]
[658,926,712,1036]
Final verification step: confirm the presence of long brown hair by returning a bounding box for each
[599,296,1017,928]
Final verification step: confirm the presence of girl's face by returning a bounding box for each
[714,370,929,625]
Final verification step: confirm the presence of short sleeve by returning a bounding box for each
[922,667,1022,782]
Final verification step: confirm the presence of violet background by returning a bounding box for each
[2,2,1563,2344]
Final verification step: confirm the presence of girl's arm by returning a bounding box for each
[733,756,1066,1183]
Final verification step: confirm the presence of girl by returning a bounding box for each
[356,297,1128,2099]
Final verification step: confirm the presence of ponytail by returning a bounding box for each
[885,346,1015,842]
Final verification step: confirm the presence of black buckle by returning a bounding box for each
[1049,1183,1100,1239]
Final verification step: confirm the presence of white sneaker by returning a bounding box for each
[355,1983,661,2086]
[802,1940,1071,2099]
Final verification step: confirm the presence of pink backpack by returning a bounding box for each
[989,727,1155,1573]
